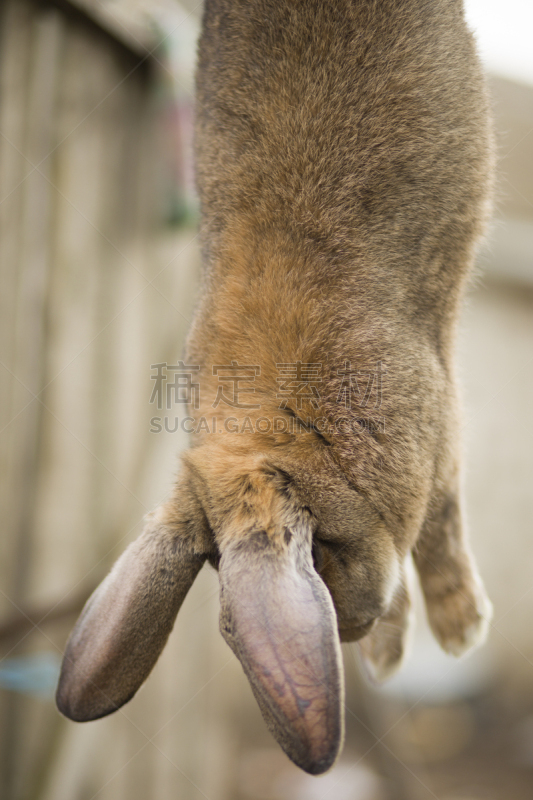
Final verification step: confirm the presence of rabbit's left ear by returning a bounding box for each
[218,528,344,775]
[56,502,209,722]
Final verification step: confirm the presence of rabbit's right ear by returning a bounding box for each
[56,495,211,722]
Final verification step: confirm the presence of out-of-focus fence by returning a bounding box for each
[0,2,205,798]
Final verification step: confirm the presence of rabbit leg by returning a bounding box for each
[413,486,492,657]
[358,562,414,683]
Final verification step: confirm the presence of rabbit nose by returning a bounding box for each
[338,617,377,643]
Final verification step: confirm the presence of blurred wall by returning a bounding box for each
[0,1,201,797]
[461,75,533,678]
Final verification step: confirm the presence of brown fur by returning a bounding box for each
[57,0,494,776]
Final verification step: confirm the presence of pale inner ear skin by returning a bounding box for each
[56,522,206,722]
[219,530,345,776]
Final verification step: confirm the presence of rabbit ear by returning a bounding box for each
[219,529,344,776]
[56,503,209,722]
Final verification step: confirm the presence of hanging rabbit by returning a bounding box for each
[57,0,494,776]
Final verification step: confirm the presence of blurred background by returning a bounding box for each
[0,1,532,799]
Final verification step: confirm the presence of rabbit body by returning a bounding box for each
[189,0,493,658]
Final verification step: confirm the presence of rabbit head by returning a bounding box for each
[56,431,405,774]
